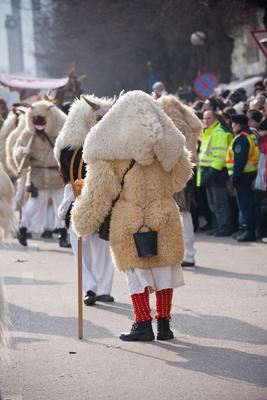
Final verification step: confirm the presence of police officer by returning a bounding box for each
[226,114,259,241]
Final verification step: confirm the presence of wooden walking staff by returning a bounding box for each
[69,149,85,340]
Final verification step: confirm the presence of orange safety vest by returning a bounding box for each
[226,131,259,176]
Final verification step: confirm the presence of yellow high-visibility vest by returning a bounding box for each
[226,131,259,176]
[197,121,233,186]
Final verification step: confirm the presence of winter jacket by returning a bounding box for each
[197,121,233,186]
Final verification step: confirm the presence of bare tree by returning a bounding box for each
[29,0,266,96]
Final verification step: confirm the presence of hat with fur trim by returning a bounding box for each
[83,90,186,172]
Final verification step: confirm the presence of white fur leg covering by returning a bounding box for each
[0,200,18,239]
[0,276,9,348]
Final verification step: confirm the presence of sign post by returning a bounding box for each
[193,72,218,98]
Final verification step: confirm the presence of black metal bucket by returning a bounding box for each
[133,231,158,257]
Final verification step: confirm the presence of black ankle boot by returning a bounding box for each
[120,320,155,341]
[58,228,71,248]
[17,227,28,247]
[237,229,256,242]
[84,290,97,306]
[41,230,53,238]
[157,317,174,340]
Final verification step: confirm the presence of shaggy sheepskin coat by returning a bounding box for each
[13,101,66,190]
[0,110,20,173]
[0,162,17,347]
[0,162,17,239]
[158,95,203,211]
[5,107,27,177]
[158,95,202,162]
[72,91,193,271]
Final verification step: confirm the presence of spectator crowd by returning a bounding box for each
[189,77,267,243]
[0,76,267,252]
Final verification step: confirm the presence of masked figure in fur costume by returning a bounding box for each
[54,95,115,306]
[13,100,69,247]
[4,106,33,232]
[5,105,28,179]
[158,95,202,267]
[6,106,57,240]
[0,105,29,174]
[72,91,193,341]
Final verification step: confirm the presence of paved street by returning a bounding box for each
[0,233,267,400]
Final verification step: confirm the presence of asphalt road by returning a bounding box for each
[0,233,267,400]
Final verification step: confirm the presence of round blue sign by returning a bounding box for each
[193,73,218,98]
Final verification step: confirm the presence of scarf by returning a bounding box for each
[259,135,267,190]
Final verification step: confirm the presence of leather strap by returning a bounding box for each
[69,148,80,198]
[111,159,135,209]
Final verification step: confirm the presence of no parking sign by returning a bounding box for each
[193,73,218,98]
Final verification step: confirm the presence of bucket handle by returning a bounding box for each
[135,224,154,233]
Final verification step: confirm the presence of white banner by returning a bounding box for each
[0,74,69,89]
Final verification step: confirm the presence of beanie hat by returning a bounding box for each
[255,95,266,107]
[231,114,249,126]
[259,118,267,131]
[249,110,262,124]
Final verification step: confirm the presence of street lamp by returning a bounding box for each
[190,31,206,46]
[191,31,206,76]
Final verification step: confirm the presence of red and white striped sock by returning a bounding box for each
[131,287,152,322]
[155,288,173,320]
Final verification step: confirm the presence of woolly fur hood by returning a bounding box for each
[83,90,186,172]
[158,95,202,158]
[54,95,114,163]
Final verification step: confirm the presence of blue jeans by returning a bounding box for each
[205,185,231,232]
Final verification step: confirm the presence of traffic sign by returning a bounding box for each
[251,29,267,58]
[193,73,218,98]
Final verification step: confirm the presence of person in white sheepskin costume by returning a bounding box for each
[71,91,193,341]
[13,100,69,247]
[54,94,116,306]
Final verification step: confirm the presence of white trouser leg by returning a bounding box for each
[15,176,26,206]
[50,188,65,229]
[90,232,114,296]
[182,211,196,263]
[20,198,31,230]
[69,227,97,294]
[24,190,48,235]
[45,203,55,231]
